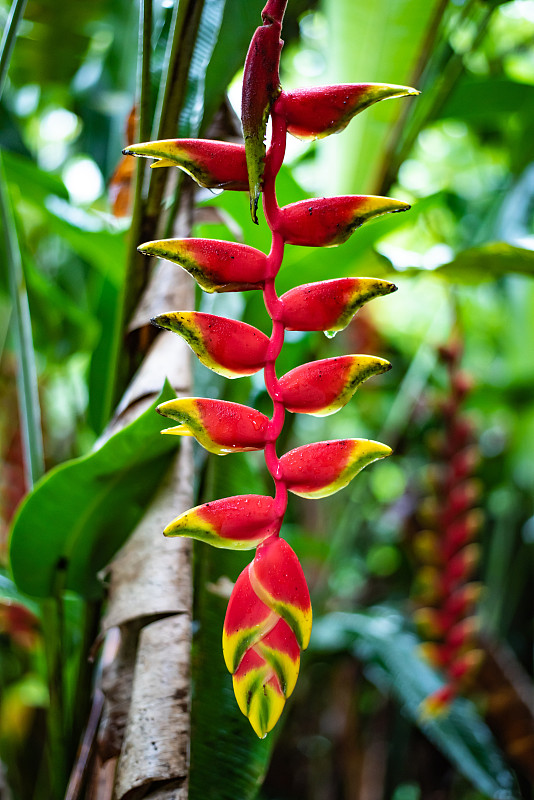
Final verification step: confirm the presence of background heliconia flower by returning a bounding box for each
[411,339,484,716]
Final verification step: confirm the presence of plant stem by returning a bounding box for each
[114,0,206,408]
[0,0,28,97]
[41,599,68,797]
[262,110,288,526]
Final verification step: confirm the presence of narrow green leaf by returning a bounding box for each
[87,276,122,433]
[0,0,28,97]
[0,154,45,488]
[179,0,227,138]
[312,609,518,799]
[200,0,264,132]
[9,381,179,600]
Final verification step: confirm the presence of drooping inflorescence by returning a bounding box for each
[124,0,417,737]
[411,338,484,716]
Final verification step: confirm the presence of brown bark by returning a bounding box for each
[80,247,195,799]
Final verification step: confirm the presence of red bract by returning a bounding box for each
[123,139,248,190]
[276,83,419,141]
[138,238,268,293]
[223,537,311,737]
[126,0,415,736]
[156,398,268,455]
[164,495,278,549]
[280,277,397,332]
[280,439,392,499]
[279,355,391,416]
[241,2,287,221]
[278,195,410,247]
[152,312,270,378]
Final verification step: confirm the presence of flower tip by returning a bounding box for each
[250,194,260,225]
[150,313,171,330]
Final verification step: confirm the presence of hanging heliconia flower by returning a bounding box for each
[125,0,417,737]
[411,338,484,716]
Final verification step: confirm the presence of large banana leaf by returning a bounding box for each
[9,382,179,600]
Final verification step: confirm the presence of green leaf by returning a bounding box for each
[320,0,441,194]
[200,0,264,133]
[87,276,121,433]
[9,381,179,600]
[179,0,227,138]
[440,77,534,124]
[42,198,126,288]
[312,609,518,799]
[435,242,534,283]
[2,149,69,203]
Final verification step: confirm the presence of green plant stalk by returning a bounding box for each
[145,0,205,225]
[0,0,28,97]
[41,599,68,798]
[374,0,449,193]
[112,0,205,411]
[104,0,153,422]
[376,1,495,193]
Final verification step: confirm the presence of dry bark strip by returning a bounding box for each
[83,252,195,800]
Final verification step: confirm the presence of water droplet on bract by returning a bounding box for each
[324,329,337,339]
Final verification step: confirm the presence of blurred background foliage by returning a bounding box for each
[1,0,534,797]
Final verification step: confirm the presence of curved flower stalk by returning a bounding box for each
[412,339,484,716]
[125,0,416,737]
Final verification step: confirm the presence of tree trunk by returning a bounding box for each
[81,220,195,798]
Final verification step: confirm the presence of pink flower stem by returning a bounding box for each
[262,110,288,526]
